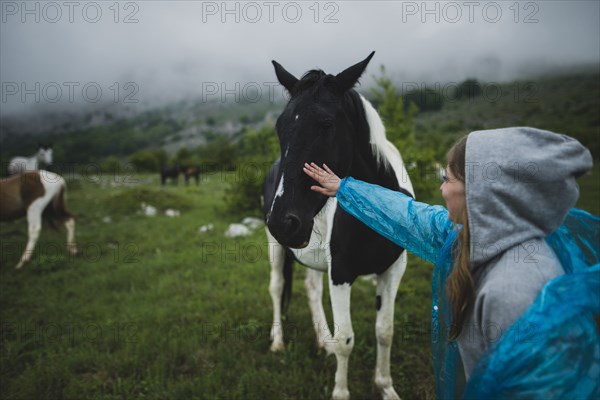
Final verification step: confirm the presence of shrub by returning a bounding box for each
[455,79,482,100]
[404,88,444,112]
[128,149,166,172]
[100,156,122,173]
[224,126,279,216]
[371,65,440,202]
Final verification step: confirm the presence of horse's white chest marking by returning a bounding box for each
[290,197,337,272]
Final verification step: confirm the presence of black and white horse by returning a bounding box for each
[263,52,414,400]
[8,145,53,175]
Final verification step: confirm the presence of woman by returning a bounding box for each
[303,127,599,398]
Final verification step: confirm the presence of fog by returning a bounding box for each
[1,0,599,115]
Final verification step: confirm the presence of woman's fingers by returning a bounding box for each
[310,185,328,195]
[303,162,340,197]
[304,163,329,184]
[323,163,335,175]
[303,163,321,179]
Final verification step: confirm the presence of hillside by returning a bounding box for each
[412,71,600,159]
[1,69,598,174]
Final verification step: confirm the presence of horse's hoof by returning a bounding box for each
[332,387,350,400]
[380,387,401,400]
[15,262,24,270]
[67,246,78,255]
[270,341,285,352]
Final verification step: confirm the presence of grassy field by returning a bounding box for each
[1,164,598,400]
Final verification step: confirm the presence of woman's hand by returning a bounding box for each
[303,162,341,197]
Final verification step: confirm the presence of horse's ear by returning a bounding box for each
[272,60,299,94]
[335,51,375,92]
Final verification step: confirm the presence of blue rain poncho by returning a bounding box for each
[465,208,600,399]
[336,128,598,398]
[337,178,599,399]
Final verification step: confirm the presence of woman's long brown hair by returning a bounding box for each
[445,136,474,341]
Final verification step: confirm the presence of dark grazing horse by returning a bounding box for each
[182,166,200,185]
[160,164,182,186]
[263,52,414,400]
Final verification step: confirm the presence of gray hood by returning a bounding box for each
[465,127,593,268]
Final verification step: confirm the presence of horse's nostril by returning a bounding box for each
[283,214,302,235]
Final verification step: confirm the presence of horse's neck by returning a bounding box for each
[349,149,385,185]
[348,134,401,191]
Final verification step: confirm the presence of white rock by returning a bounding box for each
[198,224,214,233]
[224,223,252,238]
[165,209,180,217]
[242,217,264,230]
[144,205,157,217]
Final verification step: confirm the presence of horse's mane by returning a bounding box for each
[357,94,407,184]
[294,70,337,94]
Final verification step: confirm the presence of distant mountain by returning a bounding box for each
[0,97,283,166]
[1,69,598,170]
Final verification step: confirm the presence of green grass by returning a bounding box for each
[0,174,437,400]
[1,166,598,400]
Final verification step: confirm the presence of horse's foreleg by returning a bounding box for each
[267,230,286,352]
[64,218,77,255]
[327,278,354,400]
[304,268,331,353]
[15,201,44,269]
[374,252,407,400]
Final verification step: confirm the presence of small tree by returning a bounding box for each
[224,126,279,216]
[371,65,439,201]
[128,149,161,172]
[175,147,194,165]
[100,156,122,173]
[370,65,416,143]
[404,88,444,112]
[456,78,482,100]
[196,136,238,170]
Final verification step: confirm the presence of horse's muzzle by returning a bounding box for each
[267,212,313,249]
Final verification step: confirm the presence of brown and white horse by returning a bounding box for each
[0,170,77,269]
[183,166,200,185]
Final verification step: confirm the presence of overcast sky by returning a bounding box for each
[1,0,599,115]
